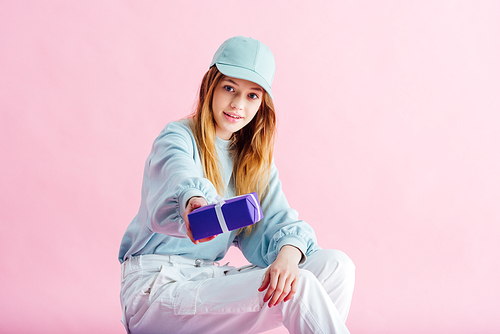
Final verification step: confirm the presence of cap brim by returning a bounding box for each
[215,63,273,99]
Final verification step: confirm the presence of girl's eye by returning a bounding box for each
[248,93,259,100]
[223,85,234,92]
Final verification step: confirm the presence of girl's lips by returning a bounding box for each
[223,112,243,123]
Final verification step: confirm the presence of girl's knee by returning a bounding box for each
[312,249,354,270]
[330,249,355,271]
[303,249,355,282]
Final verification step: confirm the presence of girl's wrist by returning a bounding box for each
[278,245,303,264]
[186,196,204,208]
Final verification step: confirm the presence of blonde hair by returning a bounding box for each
[190,66,277,234]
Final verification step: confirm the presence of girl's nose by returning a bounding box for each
[230,96,244,110]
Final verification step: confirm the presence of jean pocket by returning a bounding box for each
[153,266,211,316]
[196,268,266,314]
[173,279,206,315]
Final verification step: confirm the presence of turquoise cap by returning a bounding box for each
[210,36,275,99]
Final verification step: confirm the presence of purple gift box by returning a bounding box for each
[188,192,263,240]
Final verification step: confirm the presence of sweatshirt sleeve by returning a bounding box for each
[234,159,320,267]
[145,121,218,238]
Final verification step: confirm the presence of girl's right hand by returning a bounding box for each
[183,196,218,244]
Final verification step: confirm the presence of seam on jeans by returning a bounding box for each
[296,290,326,334]
[122,304,131,334]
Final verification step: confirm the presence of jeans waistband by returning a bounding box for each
[121,254,216,280]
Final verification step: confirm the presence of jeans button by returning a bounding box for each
[195,259,202,267]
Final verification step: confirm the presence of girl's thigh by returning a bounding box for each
[126,266,283,334]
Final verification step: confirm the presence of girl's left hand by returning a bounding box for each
[258,245,303,308]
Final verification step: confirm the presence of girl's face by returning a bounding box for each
[211,76,264,140]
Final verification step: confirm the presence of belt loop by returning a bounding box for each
[168,255,177,267]
[121,261,125,281]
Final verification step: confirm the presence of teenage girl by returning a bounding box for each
[119,36,355,334]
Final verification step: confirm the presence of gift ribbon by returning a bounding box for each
[214,195,229,233]
[213,193,262,233]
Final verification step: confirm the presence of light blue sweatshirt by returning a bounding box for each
[118,119,320,267]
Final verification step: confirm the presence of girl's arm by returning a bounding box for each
[145,121,218,238]
[235,159,321,267]
[234,160,320,307]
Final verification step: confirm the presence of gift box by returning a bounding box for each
[188,192,263,240]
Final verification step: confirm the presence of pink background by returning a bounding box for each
[1,1,499,333]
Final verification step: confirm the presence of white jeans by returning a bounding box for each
[120,249,355,334]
